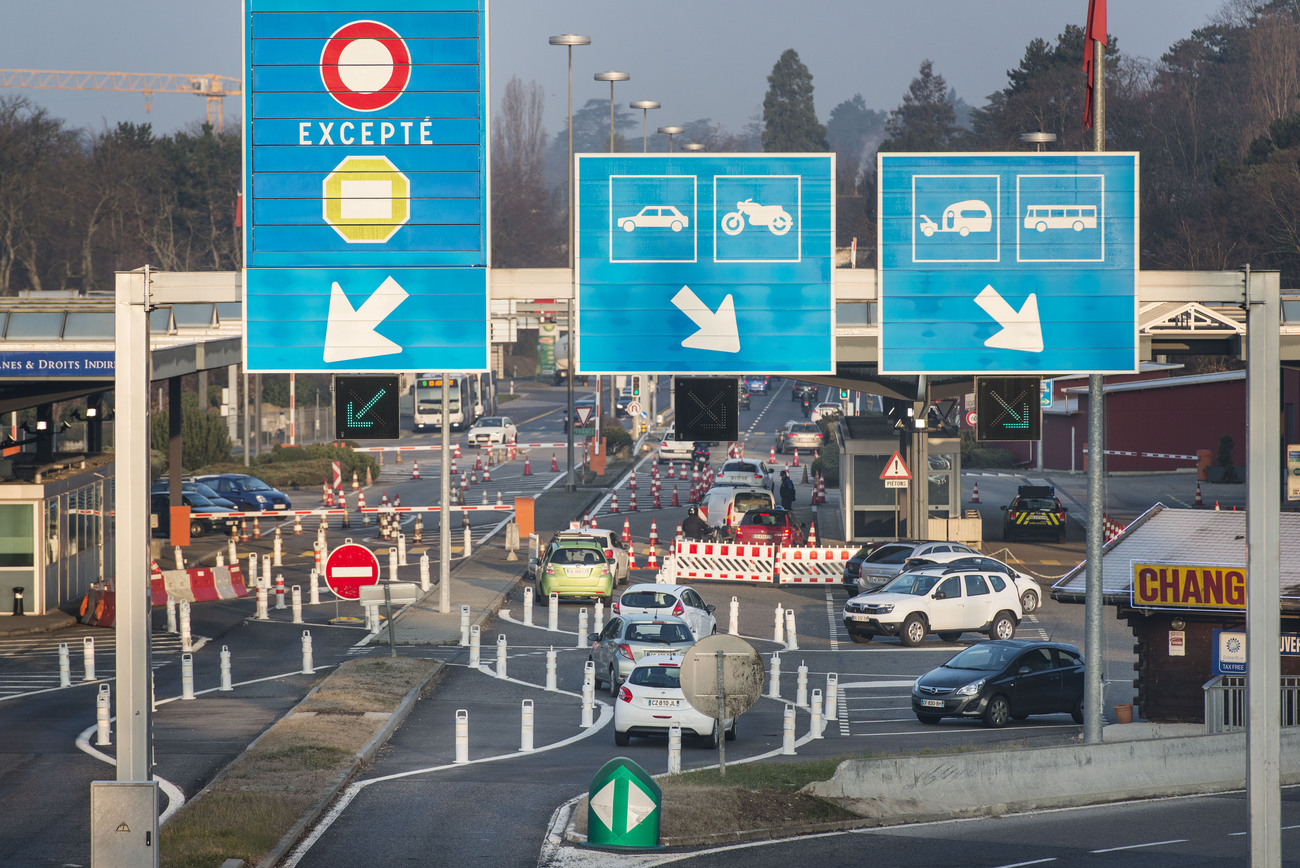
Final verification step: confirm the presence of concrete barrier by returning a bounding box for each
[802,729,1300,817]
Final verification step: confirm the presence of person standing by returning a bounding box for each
[779,470,796,512]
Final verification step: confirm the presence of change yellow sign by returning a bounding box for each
[1131,561,1245,611]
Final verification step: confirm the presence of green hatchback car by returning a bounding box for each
[533,538,615,601]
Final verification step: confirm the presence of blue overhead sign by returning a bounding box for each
[575,154,834,375]
[878,153,1138,375]
[243,0,488,372]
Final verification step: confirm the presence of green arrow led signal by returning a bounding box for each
[347,388,387,429]
[992,391,1030,429]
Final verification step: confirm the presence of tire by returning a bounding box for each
[614,729,630,746]
[1058,525,1066,542]
[725,718,737,742]
[900,614,927,647]
[990,611,1016,641]
[1020,590,1039,614]
[1071,696,1084,725]
[590,658,602,690]
[983,694,1012,728]
[701,721,719,749]
[609,667,619,698]
[916,713,942,725]
[189,520,205,538]
[848,633,873,645]
[937,631,963,643]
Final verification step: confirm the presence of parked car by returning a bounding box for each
[465,416,517,447]
[550,528,630,585]
[530,537,614,601]
[1001,485,1069,542]
[775,420,823,453]
[150,492,239,538]
[733,507,806,547]
[844,540,981,594]
[588,615,696,693]
[713,458,774,491]
[657,433,696,464]
[902,552,1044,614]
[193,474,292,511]
[841,566,1022,646]
[700,486,774,534]
[614,583,717,640]
[150,480,237,509]
[613,655,736,747]
[912,639,1085,727]
[810,402,842,423]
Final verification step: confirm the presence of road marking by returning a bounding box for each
[1090,839,1188,854]
[991,860,1057,868]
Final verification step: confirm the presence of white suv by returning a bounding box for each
[842,567,1022,647]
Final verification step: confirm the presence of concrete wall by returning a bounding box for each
[803,730,1300,816]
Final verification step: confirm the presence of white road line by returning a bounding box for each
[1090,839,1188,853]
[991,860,1057,868]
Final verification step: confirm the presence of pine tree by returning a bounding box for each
[879,60,961,152]
[761,49,828,152]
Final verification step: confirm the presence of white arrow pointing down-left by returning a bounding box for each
[323,276,408,363]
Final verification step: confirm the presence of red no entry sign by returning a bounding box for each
[324,542,380,600]
[320,20,411,112]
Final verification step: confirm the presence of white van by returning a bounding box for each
[701,486,774,533]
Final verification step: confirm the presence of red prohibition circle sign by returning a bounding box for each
[320,20,411,112]
[324,543,380,601]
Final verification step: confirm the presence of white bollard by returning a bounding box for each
[96,683,111,746]
[496,634,508,679]
[58,642,70,688]
[256,586,269,620]
[82,634,94,680]
[151,671,156,713]
[309,569,320,605]
[262,554,272,588]
[179,600,192,652]
[810,688,824,738]
[181,653,195,700]
[455,709,469,764]
[773,604,784,644]
[576,608,588,649]
[785,609,798,650]
[420,552,431,592]
[545,647,557,691]
[781,704,797,755]
[548,592,559,632]
[220,645,233,691]
[463,525,472,558]
[796,662,808,708]
[301,630,313,674]
[768,654,782,699]
[227,536,237,566]
[523,587,534,626]
[83,636,96,681]
[581,661,595,728]
[469,625,481,667]
[215,550,225,568]
[460,605,471,646]
[165,596,177,634]
[291,586,303,623]
[667,725,682,774]
[247,553,258,587]
[729,596,740,635]
[174,544,184,570]
[825,673,839,721]
[593,599,604,632]
[398,533,408,567]
[273,530,282,567]
[521,699,535,752]
[389,546,398,582]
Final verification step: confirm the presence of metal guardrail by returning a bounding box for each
[1203,674,1300,733]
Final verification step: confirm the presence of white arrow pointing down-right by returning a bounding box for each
[671,285,740,353]
[975,285,1043,354]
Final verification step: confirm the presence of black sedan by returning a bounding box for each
[151,492,240,538]
[911,639,1085,728]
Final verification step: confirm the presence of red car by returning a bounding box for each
[732,508,805,547]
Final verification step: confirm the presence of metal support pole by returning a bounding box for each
[440,375,452,612]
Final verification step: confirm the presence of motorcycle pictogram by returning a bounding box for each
[721,199,793,236]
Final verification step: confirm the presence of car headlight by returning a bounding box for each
[955,678,986,697]
[254,494,269,503]
[874,604,893,614]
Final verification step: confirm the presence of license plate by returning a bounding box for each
[565,567,589,577]
[921,699,944,708]
[648,699,679,708]
[846,613,872,622]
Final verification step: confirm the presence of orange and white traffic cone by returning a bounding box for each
[630,490,638,511]
[483,466,491,483]
[769,447,776,463]
[671,486,680,507]
[622,517,632,543]
[411,461,420,480]
[1194,483,1203,507]
[239,518,249,543]
[646,548,658,570]
[352,470,359,489]
[523,456,532,476]
[358,490,366,510]
[971,482,981,504]
[381,491,389,507]
[807,522,818,546]
[627,543,638,571]
[293,514,303,536]
[610,491,620,513]
[252,516,261,540]
[453,442,461,459]
[793,448,800,467]
[551,453,559,472]
[649,519,659,548]
[365,466,373,487]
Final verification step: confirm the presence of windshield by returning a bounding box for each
[184,493,216,507]
[626,622,693,643]
[724,462,758,474]
[791,423,820,433]
[944,643,1019,671]
[630,665,681,688]
[865,545,911,565]
[241,478,274,492]
[478,418,502,427]
[879,573,940,596]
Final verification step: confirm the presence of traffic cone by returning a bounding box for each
[475,454,483,471]
[523,456,532,476]
[470,468,478,486]
[551,453,559,472]
[358,490,366,510]
[629,474,637,491]
[381,491,389,507]
[239,518,248,542]
[395,449,402,465]
[365,466,373,487]
[652,491,662,509]
[483,466,491,483]
[807,522,818,546]
[454,442,461,458]
[770,447,776,463]
[971,482,981,504]
[496,490,505,508]
[793,448,800,467]
[675,522,683,541]
[451,456,458,476]
[646,548,659,570]
[252,516,261,540]
[801,465,809,484]
[395,493,401,507]
[671,486,680,507]
[378,452,385,468]
[622,517,632,543]
[322,482,330,505]
[1215,500,1220,511]
[293,514,303,535]
[627,543,638,570]
[630,490,638,511]
[817,474,827,505]
[610,491,620,513]
[1194,483,1203,507]
[412,461,420,480]
[649,519,659,548]
[461,471,469,495]
[414,514,423,543]
[352,470,359,489]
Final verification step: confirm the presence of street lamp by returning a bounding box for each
[550,33,590,492]
[1019,131,1057,152]
[594,71,629,153]
[682,142,705,152]
[657,125,684,152]
[629,99,660,152]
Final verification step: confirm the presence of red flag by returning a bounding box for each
[1083,0,1107,129]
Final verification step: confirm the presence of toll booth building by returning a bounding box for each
[1050,505,1300,724]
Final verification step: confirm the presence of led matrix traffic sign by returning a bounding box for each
[975,376,1041,442]
[334,375,400,440]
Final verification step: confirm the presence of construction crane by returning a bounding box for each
[0,69,242,128]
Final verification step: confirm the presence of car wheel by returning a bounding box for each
[701,721,719,750]
[849,633,873,645]
[1058,527,1066,542]
[614,729,630,746]
[900,614,927,647]
[609,668,619,699]
[1020,590,1039,614]
[990,611,1016,641]
[189,520,205,538]
[1072,696,1084,725]
[937,631,962,642]
[725,718,737,741]
[983,695,1012,728]
[916,713,942,725]
[590,658,602,689]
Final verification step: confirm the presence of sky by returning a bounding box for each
[0,0,1229,141]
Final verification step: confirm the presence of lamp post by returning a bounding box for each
[657,125,684,152]
[682,142,705,152]
[550,33,590,492]
[1019,131,1056,152]
[594,71,629,153]
[629,99,660,152]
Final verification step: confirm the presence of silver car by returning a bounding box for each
[776,420,824,453]
[851,540,981,592]
[588,614,696,695]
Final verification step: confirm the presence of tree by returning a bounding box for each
[826,94,886,193]
[760,49,828,152]
[492,77,560,266]
[879,60,961,152]
[0,97,77,295]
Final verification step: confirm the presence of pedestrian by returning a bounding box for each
[779,470,796,512]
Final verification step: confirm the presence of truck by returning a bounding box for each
[552,334,589,386]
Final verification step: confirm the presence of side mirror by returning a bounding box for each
[933,591,946,600]
[1061,506,1069,512]
[1018,666,1032,675]
[705,604,716,614]
[587,633,600,643]
[1000,505,1008,511]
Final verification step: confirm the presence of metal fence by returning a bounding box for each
[1202,674,1300,733]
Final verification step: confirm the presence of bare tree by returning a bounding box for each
[492,77,559,266]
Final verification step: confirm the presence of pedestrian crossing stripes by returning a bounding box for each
[0,629,203,700]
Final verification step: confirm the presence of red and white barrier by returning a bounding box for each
[157,565,250,603]
[670,540,776,583]
[777,547,854,584]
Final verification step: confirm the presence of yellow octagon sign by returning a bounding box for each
[322,155,410,244]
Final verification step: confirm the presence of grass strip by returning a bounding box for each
[160,657,439,868]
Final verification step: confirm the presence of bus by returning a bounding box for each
[1023,205,1097,232]
[411,373,496,432]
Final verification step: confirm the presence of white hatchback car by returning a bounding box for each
[552,529,630,585]
[713,458,774,492]
[842,567,1023,646]
[617,205,689,232]
[465,415,517,447]
[614,583,717,639]
[613,655,736,748]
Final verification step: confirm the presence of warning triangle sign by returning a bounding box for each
[880,451,912,481]
[576,406,593,425]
